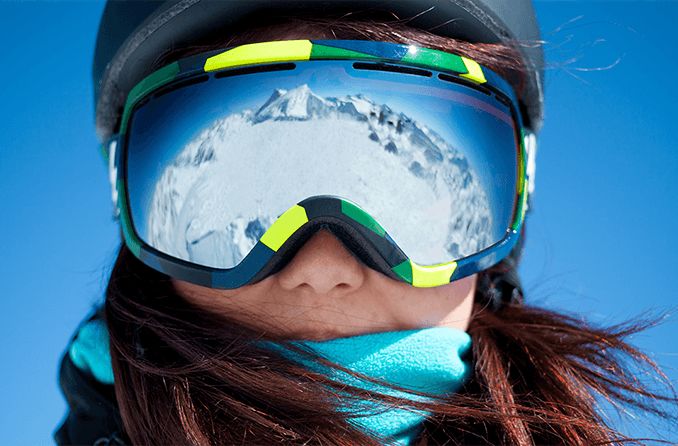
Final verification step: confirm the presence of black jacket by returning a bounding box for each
[53,307,130,445]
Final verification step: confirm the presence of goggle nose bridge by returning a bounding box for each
[248,214,402,285]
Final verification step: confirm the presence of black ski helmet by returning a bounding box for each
[93,0,542,308]
[93,0,543,141]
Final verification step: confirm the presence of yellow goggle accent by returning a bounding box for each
[259,204,309,252]
[411,260,458,287]
[204,40,313,72]
[459,56,487,84]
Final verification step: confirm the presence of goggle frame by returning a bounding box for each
[103,39,534,289]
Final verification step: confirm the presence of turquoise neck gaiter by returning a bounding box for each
[70,320,473,445]
[262,326,473,445]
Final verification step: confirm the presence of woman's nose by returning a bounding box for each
[275,227,366,296]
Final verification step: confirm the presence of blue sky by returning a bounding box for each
[0,1,676,444]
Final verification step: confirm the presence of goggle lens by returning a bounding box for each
[124,60,520,270]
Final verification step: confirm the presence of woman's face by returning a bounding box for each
[171,27,476,341]
[173,228,476,341]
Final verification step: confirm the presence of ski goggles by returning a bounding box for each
[104,39,535,289]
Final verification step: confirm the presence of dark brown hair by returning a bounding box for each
[105,16,678,445]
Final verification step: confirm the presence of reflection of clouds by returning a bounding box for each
[145,85,494,268]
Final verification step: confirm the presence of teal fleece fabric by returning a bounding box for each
[261,327,473,445]
[68,318,115,385]
[69,320,472,445]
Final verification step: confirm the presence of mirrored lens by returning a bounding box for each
[125,60,519,269]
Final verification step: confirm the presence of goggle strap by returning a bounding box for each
[478,257,524,312]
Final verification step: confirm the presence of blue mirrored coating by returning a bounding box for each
[125,60,519,269]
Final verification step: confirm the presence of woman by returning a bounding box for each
[55,1,677,445]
